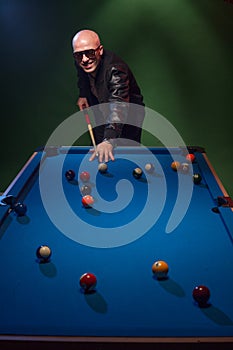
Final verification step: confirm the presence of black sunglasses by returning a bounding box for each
[73,45,101,62]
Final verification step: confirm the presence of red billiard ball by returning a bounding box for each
[186,154,195,163]
[82,195,94,207]
[14,202,27,217]
[80,171,90,182]
[192,285,210,306]
[80,272,97,292]
[65,169,75,181]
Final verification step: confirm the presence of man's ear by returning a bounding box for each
[99,45,104,56]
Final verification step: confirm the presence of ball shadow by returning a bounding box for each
[153,276,186,298]
[99,172,114,178]
[38,261,57,278]
[83,290,108,314]
[200,304,233,325]
[16,215,30,225]
[68,179,79,186]
[84,207,101,216]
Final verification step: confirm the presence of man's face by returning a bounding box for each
[73,39,103,74]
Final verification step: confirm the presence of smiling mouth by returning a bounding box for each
[82,60,94,68]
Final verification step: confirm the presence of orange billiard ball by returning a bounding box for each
[152,260,169,279]
[171,161,181,171]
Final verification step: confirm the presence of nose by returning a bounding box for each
[82,54,89,62]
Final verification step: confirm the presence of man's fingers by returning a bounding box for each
[77,97,89,110]
[89,143,115,163]
[89,148,97,161]
[108,151,115,162]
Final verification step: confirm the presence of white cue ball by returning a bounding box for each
[145,163,155,173]
[98,162,108,173]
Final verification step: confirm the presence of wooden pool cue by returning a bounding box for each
[83,111,98,155]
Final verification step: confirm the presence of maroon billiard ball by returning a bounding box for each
[80,272,97,292]
[192,285,210,306]
[79,171,90,182]
[65,169,75,181]
[14,202,27,217]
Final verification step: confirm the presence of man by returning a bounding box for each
[72,29,144,162]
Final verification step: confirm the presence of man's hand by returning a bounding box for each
[89,141,115,163]
[77,97,89,110]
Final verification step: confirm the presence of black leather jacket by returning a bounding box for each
[76,50,144,143]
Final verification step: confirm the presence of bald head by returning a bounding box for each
[72,30,104,74]
[72,30,101,52]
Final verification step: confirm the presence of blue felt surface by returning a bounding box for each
[0,147,232,338]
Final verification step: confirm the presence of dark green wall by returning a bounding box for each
[1,0,233,196]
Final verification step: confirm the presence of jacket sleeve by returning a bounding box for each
[103,65,130,140]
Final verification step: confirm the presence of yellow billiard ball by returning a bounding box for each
[36,245,52,262]
[133,167,143,179]
[152,260,169,279]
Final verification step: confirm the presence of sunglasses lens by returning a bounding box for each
[86,50,95,59]
[74,49,95,62]
[73,53,81,61]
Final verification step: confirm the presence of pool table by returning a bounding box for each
[0,146,233,349]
